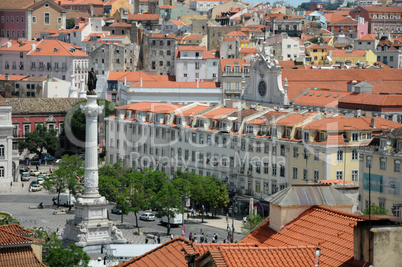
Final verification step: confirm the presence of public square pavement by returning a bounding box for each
[0,167,245,249]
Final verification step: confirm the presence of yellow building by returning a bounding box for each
[280,116,402,188]
[358,128,402,217]
[305,44,336,65]
[330,49,377,65]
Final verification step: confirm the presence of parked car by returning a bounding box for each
[111,206,122,215]
[29,170,40,176]
[140,213,155,221]
[30,180,41,190]
[21,172,31,181]
[37,177,45,184]
[31,184,42,192]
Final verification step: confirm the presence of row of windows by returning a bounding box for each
[366,156,401,172]
[1,16,24,23]
[151,40,172,46]
[30,62,67,71]
[151,50,172,56]
[0,30,25,38]
[32,14,61,25]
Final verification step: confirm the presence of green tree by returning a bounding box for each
[241,211,264,235]
[31,229,61,260]
[66,99,115,145]
[0,216,19,225]
[153,180,183,227]
[43,155,84,209]
[66,18,75,29]
[297,2,310,10]
[45,243,90,267]
[18,124,60,159]
[363,203,389,215]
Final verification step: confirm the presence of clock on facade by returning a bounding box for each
[258,80,267,96]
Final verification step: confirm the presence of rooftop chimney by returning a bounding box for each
[140,77,142,87]
[31,44,36,51]
[371,118,376,128]
[6,41,11,48]
[197,79,199,88]
[58,1,61,5]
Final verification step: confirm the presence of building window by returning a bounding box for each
[0,145,4,159]
[292,167,298,180]
[23,124,31,136]
[337,150,343,161]
[280,165,285,177]
[336,171,343,180]
[293,147,299,158]
[352,150,358,160]
[351,132,359,141]
[44,13,50,24]
[314,149,319,161]
[351,170,358,182]
[0,167,4,178]
[313,170,319,181]
[264,162,269,174]
[394,160,400,172]
[303,169,308,181]
[272,164,277,176]
[58,17,61,24]
[380,158,386,171]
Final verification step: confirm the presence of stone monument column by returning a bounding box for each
[63,90,126,249]
[81,93,103,198]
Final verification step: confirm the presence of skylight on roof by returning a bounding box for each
[325,94,331,97]
[317,94,322,97]
[334,94,339,98]
[309,93,314,96]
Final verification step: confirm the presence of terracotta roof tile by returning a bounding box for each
[0,228,42,247]
[116,101,184,114]
[128,13,160,20]
[200,107,238,119]
[358,34,376,41]
[0,98,85,114]
[179,105,211,117]
[220,59,250,71]
[332,50,369,57]
[129,81,219,88]
[117,237,192,267]
[301,116,402,131]
[226,31,247,37]
[293,89,351,107]
[339,93,402,107]
[108,71,158,82]
[0,224,34,237]
[0,247,47,267]
[0,40,39,52]
[273,112,316,127]
[0,75,29,81]
[27,39,88,57]
[241,206,364,267]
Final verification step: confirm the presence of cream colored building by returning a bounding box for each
[358,128,402,217]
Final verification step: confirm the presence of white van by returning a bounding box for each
[21,172,31,181]
[53,193,76,207]
[160,210,183,225]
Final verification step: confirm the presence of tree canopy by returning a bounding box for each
[363,203,389,215]
[18,124,60,158]
[43,155,84,207]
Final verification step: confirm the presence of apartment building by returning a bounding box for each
[358,128,402,216]
[105,101,402,200]
[141,33,176,75]
[219,58,250,100]
[0,39,89,91]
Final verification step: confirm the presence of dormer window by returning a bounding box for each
[247,125,253,134]
[319,132,326,141]
[351,132,359,142]
[303,131,309,142]
[225,65,231,72]
[198,119,204,128]
[397,141,402,152]
[285,128,291,138]
[380,139,387,150]
[177,117,182,125]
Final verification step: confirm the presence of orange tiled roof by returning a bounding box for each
[128,13,160,20]
[358,34,376,41]
[306,44,336,51]
[108,71,158,82]
[129,80,219,88]
[339,93,402,107]
[222,37,237,42]
[169,19,185,26]
[177,45,206,52]
[332,50,368,57]
[0,247,46,267]
[301,116,402,131]
[293,89,351,108]
[220,58,250,72]
[273,112,315,127]
[0,75,29,81]
[239,47,258,54]
[179,105,211,117]
[0,228,43,247]
[226,31,247,37]
[0,40,39,52]
[183,34,205,41]
[200,107,238,119]
[357,5,402,13]
[109,22,132,27]
[282,69,402,100]
[117,237,192,267]
[27,39,88,57]
[0,225,34,237]
[116,101,184,114]
[241,206,364,267]
[202,246,317,267]
[158,5,177,9]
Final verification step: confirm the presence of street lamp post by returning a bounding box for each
[231,195,237,240]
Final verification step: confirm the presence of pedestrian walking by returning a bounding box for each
[212,236,215,243]
[170,234,174,240]
[145,237,149,244]
[230,235,233,243]
[193,233,197,243]
[232,224,235,233]
[205,235,208,243]
[200,233,204,243]
[215,233,218,243]
[189,232,192,241]
[36,165,39,171]
[157,235,161,244]
[226,221,230,231]
[10,181,12,189]
[29,186,32,193]
[153,235,157,244]
[49,167,52,173]
[226,213,229,221]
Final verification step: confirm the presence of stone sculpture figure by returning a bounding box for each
[87,68,97,92]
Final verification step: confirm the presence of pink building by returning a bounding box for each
[0,39,89,91]
[0,0,66,41]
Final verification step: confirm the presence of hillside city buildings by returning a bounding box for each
[0,0,401,264]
